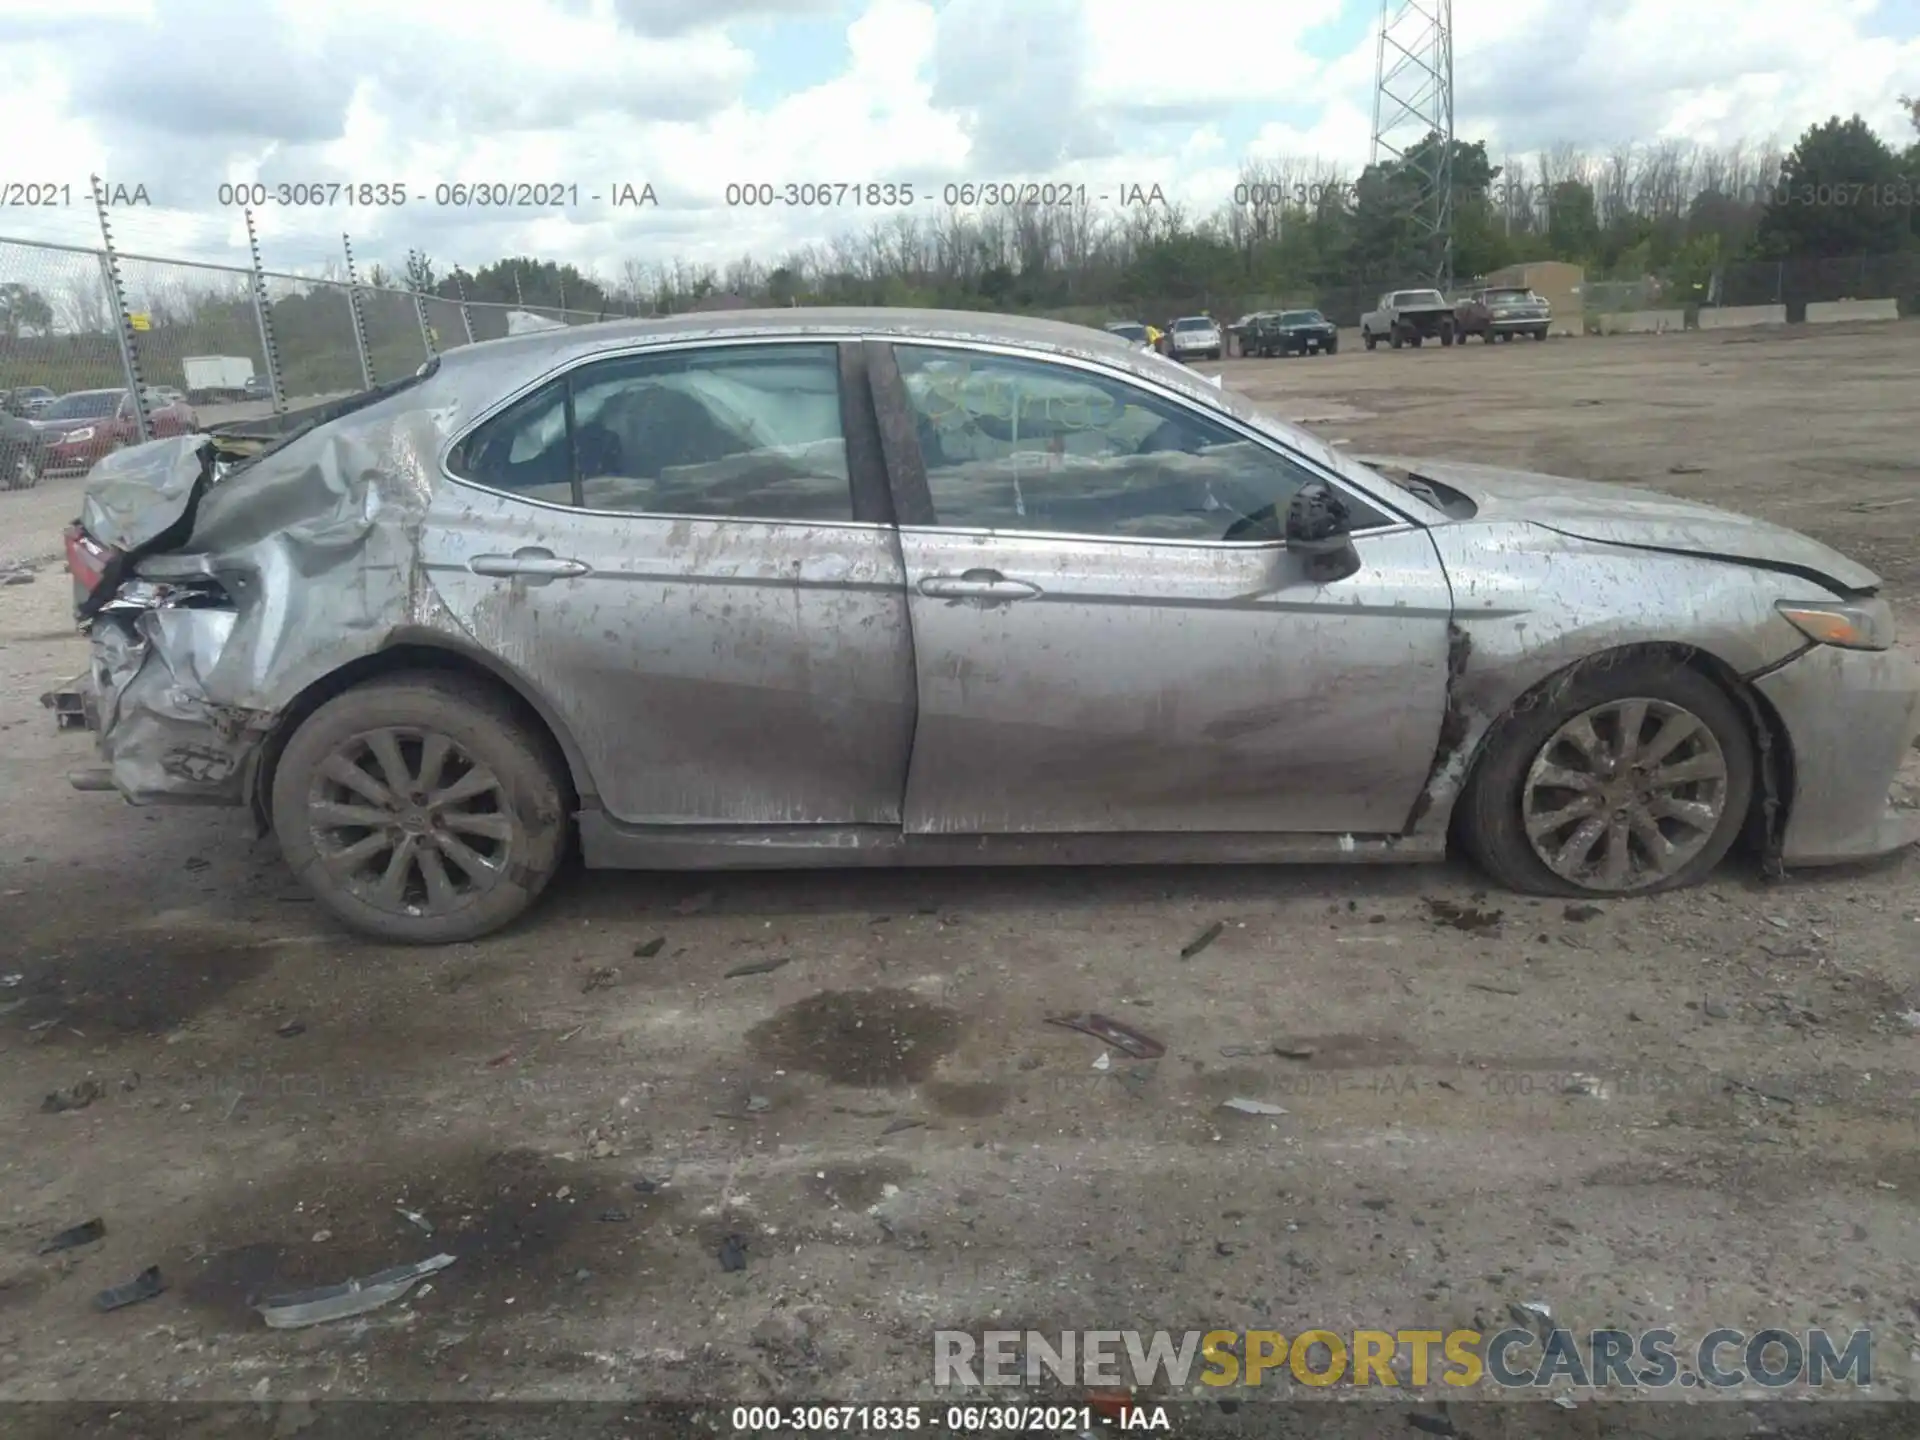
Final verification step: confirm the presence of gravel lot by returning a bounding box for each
[0,322,1915,1432]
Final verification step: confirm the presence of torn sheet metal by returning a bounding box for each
[80,436,213,554]
[73,369,462,805]
[257,1252,456,1329]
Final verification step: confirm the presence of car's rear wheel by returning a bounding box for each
[271,674,570,944]
[1364,331,1378,350]
[1457,656,1754,897]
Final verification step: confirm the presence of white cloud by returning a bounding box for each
[0,0,1914,279]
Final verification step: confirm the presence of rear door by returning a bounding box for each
[422,338,916,828]
[864,339,1456,837]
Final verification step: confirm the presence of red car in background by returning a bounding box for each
[33,388,198,474]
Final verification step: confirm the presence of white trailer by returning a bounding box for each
[181,356,257,404]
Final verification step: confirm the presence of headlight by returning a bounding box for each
[1776,598,1895,651]
[62,426,96,443]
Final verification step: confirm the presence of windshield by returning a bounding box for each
[1392,290,1445,307]
[45,392,121,419]
[1280,311,1324,324]
[1173,317,1213,331]
[1486,289,1534,303]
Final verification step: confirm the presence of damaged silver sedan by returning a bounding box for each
[53,310,1920,943]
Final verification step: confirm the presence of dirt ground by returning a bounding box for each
[0,322,1916,1430]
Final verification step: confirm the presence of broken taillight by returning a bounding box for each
[64,523,109,597]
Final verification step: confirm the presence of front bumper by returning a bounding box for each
[1755,643,1920,865]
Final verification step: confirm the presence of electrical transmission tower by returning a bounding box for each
[1370,0,1455,288]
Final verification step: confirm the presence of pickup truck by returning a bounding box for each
[1360,289,1456,350]
[1247,309,1339,357]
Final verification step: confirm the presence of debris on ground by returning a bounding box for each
[633,936,666,959]
[598,1209,630,1223]
[717,1234,749,1272]
[395,1207,433,1234]
[724,957,791,979]
[1563,1074,1608,1098]
[1091,1051,1111,1072]
[39,1218,106,1254]
[632,1178,660,1194]
[1044,1013,1165,1060]
[1406,1412,1460,1436]
[675,890,716,915]
[93,1266,166,1313]
[41,1079,104,1114]
[1180,921,1225,960]
[2,569,34,586]
[1563,903,1604,922]
[1703,997,1734,1019]
[746,1095,772,1113]
[881,1118,925,1136]
[275,1019,306,1039]
[1667,462,1707,474]
[582,966,619,993]
[256,1253,456,1329]
[1467,982,1522,996]
[1221,1097,1288,1116]
[1424,898,1504,931]
[1274,1045,1317,1060]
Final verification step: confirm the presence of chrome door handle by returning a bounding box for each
[469,548,591,581]
[918,571,1042,601]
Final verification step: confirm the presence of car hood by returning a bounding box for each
[1359,455,1881,592]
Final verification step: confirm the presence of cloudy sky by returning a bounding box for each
[3,0,1917,281]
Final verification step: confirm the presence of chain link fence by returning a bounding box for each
[0,239,127,400]
[6,230,1917,464]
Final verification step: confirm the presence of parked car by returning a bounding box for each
[1,399,51,490]
[1361,289,1457,349]
[1247,309,1339,357]
[34,388,198,473]
[1226,312,1272,355]
[1165,315,1224,361]
[57,309,1920,944]
[1102,321,1154,350]
[1455,286,1551,342]
[7,385,56,416]
[243,374,274,401]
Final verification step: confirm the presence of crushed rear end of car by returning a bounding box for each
[53,365,451,810]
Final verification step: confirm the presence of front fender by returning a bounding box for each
[1408,521,1819,836]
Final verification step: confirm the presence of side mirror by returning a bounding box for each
[1285,482,1362,583]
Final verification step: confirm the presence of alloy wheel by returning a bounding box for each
[307,726,521,917]
[1521,697,1730,891]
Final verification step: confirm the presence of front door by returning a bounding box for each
[866,340,1455,836]
[422,338,916,827]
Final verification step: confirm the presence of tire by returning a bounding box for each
[271,673,570,944]
[1409,332,1423,348]
[1455,654,1755,898]
[1440,327,1455,347]
[1533,329,1547,341]
[1325,338,1338,355]
[1390,330,1404,349]
[1364,331,1378,350]
[1499,331,1513,343]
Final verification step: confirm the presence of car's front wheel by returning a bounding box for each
[1456,655,1754,897]
[271,674,570,943]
